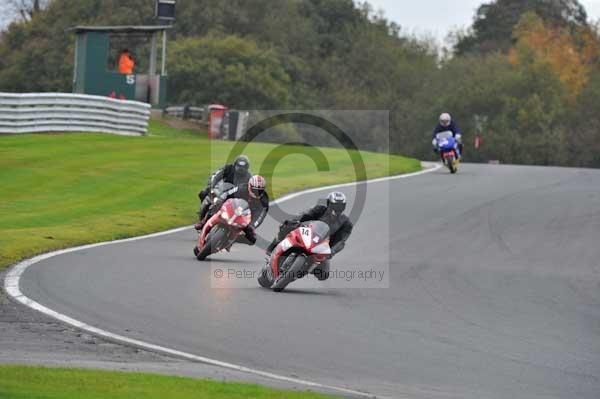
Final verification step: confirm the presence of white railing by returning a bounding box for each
[0,93,151,136]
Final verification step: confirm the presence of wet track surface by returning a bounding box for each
[19,164,600,398]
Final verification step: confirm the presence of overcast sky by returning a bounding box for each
[2,1,600,36]
[366,0,600,44]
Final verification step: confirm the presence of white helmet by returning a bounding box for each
[327,191,347,214]
[439,113,452,127]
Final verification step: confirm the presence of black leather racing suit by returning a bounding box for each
[267,204,353,280]
[198,164,252,220]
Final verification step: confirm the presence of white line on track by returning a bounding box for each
[4,162,441,399]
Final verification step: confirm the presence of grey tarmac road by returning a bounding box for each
[17,164,600,399]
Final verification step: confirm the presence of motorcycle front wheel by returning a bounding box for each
[446,156,457,174]
[258,267,273,288]
[196,226,228,261]
[272,255,308,292]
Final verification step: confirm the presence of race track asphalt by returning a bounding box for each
[18,164,600,398]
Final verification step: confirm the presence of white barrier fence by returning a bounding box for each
[0,93,151,136]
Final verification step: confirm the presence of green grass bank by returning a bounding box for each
[0,120,420,269]
[0,365,336,399]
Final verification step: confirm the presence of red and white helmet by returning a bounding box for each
[248,175,266,198]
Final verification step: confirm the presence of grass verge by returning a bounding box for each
[0,120,420,269]
[0,365,335,399]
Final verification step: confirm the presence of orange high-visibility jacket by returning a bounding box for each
[118,53,134,74]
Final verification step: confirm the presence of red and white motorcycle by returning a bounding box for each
[258,220,331,292]
[194,198,252,261]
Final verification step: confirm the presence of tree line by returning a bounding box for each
[1,0,599,167]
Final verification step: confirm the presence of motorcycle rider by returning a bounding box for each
[432,113,463,159]
[208,175,269,246]
[196,155,252,230]
[266,191,353,281]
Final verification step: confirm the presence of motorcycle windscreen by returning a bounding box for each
[305,220,330,242]
[229,198,250,215]
[435,131,453,140]
[436,131,456,150]
[213,181,235,195]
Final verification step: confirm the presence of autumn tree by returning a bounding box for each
[455,0,588,55]
[509,12,599,102]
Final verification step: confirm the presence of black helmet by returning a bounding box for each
[326,191,346,215]
[234,155,249,175]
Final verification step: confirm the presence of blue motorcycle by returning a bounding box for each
[434,131,460,174]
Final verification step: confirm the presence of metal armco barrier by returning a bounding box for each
[0,93,151,136]
[163,105,205,122]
